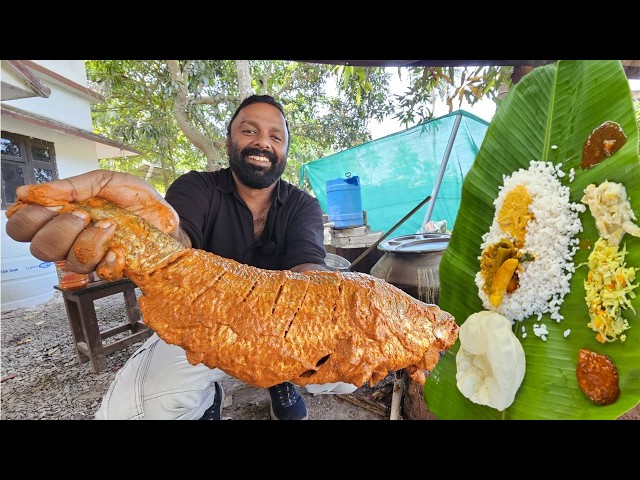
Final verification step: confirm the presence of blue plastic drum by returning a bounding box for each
[326,175,363,229]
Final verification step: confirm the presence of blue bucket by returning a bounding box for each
[326,175,363,229]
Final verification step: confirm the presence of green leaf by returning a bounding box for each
[425,60,640,420]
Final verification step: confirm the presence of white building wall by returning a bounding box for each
[2,66,34,91]
[3,60,95,130]
[1,60,101,311]
[35,60,88,85]
[0,117,100,177]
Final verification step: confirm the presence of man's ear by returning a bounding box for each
[225,137,230,156]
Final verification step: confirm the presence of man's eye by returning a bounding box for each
[271,136,283,142]
[242,129,256,134]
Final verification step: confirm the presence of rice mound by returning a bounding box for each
[475,160,586,323]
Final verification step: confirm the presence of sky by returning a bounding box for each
[368,71,640,141]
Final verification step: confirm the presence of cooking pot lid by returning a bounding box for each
[378,233,451,253]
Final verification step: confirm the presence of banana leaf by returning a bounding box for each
[425,60,640,420]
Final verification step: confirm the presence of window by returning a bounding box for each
[1,132,58,208]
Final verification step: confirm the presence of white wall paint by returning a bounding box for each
[3,61,95,130]
[1,117,100,177]
[1,60,100,311]
[35,60,88,86]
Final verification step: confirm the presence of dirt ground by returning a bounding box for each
[218,373,394,420]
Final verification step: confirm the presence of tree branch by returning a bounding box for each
[193,94,232,105]
[166,60,223,171]
[236,60,253,99]
[274,69,299,98]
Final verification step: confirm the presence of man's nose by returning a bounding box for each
[252,131,272,150]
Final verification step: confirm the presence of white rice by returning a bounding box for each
[533,323,549,341]
[475,160,586,326]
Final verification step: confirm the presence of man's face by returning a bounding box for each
[227,102,289,189]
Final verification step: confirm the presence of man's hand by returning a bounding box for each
[5,170,180,280]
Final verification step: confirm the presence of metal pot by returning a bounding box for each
[324,252,351,272]
[369,233,450,305]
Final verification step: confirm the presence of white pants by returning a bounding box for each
[95,333,357,420]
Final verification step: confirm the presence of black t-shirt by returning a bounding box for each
[164,168,327,270]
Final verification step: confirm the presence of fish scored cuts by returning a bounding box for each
[8,198,459,389]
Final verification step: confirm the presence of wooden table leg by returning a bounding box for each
[55,279,149,373]
[61,295,90,364]
[76,295,107,373]
[123,288,144,332]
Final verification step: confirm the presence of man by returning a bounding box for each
[6,94,357,420]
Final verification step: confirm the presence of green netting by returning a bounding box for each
[300,110,490,236]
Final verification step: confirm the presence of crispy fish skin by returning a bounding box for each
[9,198,459,388]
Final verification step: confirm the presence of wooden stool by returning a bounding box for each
[54,278,152,373]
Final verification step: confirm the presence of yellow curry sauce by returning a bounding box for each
[497,184,534,245]
[480,184,534,301]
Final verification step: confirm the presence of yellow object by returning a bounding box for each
[479,240,517,294]
[584,237,637,343]
[497,184,534,245]
[489,258,519,307]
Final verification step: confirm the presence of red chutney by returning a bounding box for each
[576,348,620,406]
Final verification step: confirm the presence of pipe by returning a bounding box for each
[422,112,463,226]
[347,194,432,271]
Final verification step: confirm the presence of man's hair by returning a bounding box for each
[227,94,290,149]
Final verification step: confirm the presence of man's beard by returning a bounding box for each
[228,142,287,189]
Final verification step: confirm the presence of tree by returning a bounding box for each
[334,64,516,127]
[87,60,392,193]
[87,60,204,192]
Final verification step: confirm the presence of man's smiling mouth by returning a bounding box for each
[247,155,271,164]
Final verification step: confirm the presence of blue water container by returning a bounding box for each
[326,175,364,229]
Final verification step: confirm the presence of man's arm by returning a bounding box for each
[290,262,332,273]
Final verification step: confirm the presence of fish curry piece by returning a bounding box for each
[480,239,519,295]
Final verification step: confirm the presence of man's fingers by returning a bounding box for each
[16,170,179,236]
[15,170,114,204]
[95,249,125,281]
[5,204,62,242]
[29,210,90,262]
[65,220,116,273]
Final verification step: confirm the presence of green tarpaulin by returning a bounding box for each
[300,110,490,236]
